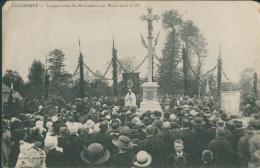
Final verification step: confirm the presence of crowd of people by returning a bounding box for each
[2,95,260,168]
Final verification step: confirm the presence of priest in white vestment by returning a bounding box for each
[124,89,136,107]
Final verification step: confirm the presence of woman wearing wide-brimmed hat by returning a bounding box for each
[108,136,134,167]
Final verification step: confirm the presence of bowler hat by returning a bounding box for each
[204,110,211,117]
[202,150,213,163]
[81,143,110,165]
[209,116,219,125]
[170,121,179,129]
[59,126,68,135]
[80,127,89,135]
[164,112,170,119]
[134,122,144,129]
[130,129,140,137]
[216,120,225,127]
[113,106,120,112]
[234,120,243,128]
[99,121,109,132]
[192,117,205,126]
[110,122,120,132]
[126,111,132,116]
[153,111,161,119]
[111,111,119,117]
[248,119,260,130]
[152,119,164,129]
[119,126,130,136]
[112,136,132,149]
[162,121,171,130]
[181,119,191,127]
[143,117,151,126]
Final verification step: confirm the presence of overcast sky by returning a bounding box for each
[3,1,260,84]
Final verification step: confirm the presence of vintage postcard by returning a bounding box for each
[2,1,260,168]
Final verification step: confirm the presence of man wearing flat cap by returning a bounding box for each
[157,121,177,155]
[57,126,73,167]
[192,117,207,152]
[140,125,167,167]
[71,127,92,166]
[237,120,255,167]
[92,121,114,154]
[179,118,200,166]
[208,128,233,167]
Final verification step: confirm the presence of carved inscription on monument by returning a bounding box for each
[147,91,153,100]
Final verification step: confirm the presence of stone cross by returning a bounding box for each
[140,7,160,82]
[140,7,160,38]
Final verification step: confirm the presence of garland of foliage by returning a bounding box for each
[201,65,218,77]
[131,55,148,73]
[186,57,218,91]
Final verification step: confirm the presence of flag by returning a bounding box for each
[122,73,139,95]
[140,34,148,48]
[154,31,160,46]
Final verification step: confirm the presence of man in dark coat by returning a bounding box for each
[216,120,234,144]
[179,119,200,166]
[134,122,146,141]
[193,117,207,151]
[205,116,218,145]
[232,120,245,151]
[108,136,134,167]
[44,136,64,167]
[208,127,234,167]
[92,121,114,153]
[57,126,73,167]
[9,128,25,167]
[199,150,216,168]
[71,127,92,166]
[140,125,167,167]
[237,129,254,167]
[157,121,177,155]
[231,120,245,167]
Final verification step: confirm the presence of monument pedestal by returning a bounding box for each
[139,82,162,114]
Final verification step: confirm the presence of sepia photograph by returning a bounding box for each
[2,1,260,168]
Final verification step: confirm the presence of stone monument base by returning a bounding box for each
[139,100,162,114]
[139,82,162,114]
